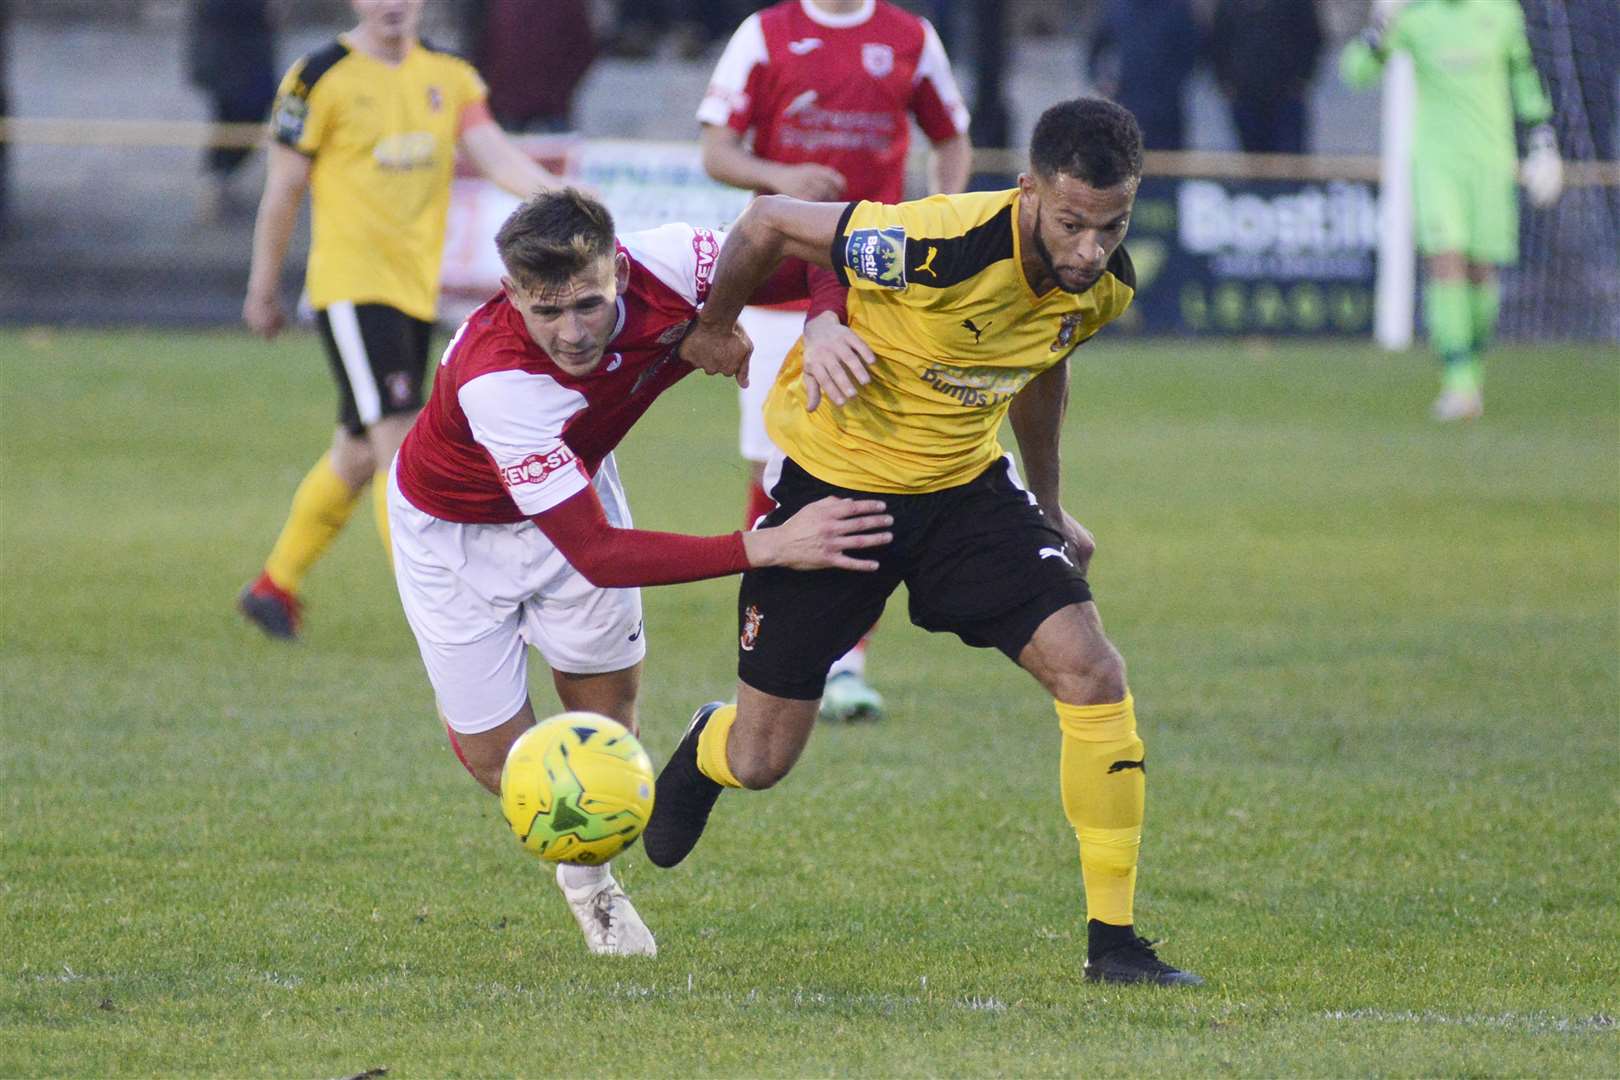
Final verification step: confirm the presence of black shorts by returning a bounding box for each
[737,456,1094,700]
[315,302,434,435]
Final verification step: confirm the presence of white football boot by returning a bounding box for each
[1430,387,1484,422]
[818,671,886,724]
[555,864,657,957]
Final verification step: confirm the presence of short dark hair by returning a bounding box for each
[1029,98,1143,189]
[495,188,616,291]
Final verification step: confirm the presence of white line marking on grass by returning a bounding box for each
[1321,1009,1615,1034]
[957,995,1008,1013]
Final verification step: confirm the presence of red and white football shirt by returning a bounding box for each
[395,223,721,525]
[697,0,970,204]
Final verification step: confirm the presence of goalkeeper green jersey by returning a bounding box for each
[1340,0,1552,170]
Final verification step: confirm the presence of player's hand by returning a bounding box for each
[1362,0,1407,49]
[744,496,892,572]
[801,311,878,412]
[1371,0,1407,33]
[771,162,847,202]
[679,317,754,387]
[1522,125,1564,208]
[243,289,286,340]
[1050,507,1096,576]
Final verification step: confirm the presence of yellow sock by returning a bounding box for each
[1056,693,1144,927]
[263,454,361,594]
[695,704,743,788]
[371,470,394,567]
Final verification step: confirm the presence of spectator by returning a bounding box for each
[185,0,278,222]
[1211,0,1323,154]
[466,0,597,133]
[603,0,750,61]
[1087,0,1203,151]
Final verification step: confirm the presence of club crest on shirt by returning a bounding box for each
[845,227,907,289]
[1051,312,1087,352]
[740,604,764,652]
[426,85,442,112]
[862,43,894,78]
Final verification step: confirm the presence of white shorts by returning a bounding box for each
[388,455,647,735]
[737,306,807,463]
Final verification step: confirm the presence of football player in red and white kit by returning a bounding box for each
[388,189,891,956]
[698,0,972,722]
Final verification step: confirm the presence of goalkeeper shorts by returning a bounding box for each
[1413,158,1519,264]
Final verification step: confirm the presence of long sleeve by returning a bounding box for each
[530,485,750,589]
[1506,13,1553,127]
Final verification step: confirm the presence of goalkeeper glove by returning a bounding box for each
[1360,0,1409,53]
[1522,124,1564,208]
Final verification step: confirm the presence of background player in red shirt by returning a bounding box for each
[698,0,973,723]
[388,188,891,957]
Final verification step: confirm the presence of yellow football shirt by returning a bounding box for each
[764,189,1136,493]
[270,38,487,322]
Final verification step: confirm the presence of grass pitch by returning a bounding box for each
[3,327,1616,1077]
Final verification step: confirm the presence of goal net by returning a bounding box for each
[1505,0,1619,343]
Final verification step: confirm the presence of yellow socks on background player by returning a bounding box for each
[1056,694,1145,927]
[695,704,744,789]
[263,454,361,594]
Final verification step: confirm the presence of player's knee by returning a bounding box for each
[1059,645,1127,705]
[728,741,794,790]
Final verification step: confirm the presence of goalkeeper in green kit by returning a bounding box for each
[1342,0,1562,421]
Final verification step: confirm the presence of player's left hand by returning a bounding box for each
[1522,125,1564,208]
[1054,508,1096,576]
[679,317,754,387]
[802,311,878,411]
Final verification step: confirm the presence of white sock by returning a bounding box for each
[827,639,868,680]
[558,862,611,892]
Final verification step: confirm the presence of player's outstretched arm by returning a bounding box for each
[699,196,845,325]
[243,142,311,339]
[532,486,890,588]
[745,496,892,572]
[682,196,846,379]
[460,118,563,198]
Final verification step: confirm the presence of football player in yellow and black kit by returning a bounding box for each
[644,98,1202,986]
[237,0,557,639]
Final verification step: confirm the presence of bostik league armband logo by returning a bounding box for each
[271,90,308,143]
[502,446,578,488]
[845,227,908,289]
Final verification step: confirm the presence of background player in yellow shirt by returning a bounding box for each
[237,0,557,638]
[644,98,1201,986]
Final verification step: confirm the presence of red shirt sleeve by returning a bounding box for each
[531,484,750,588]
[806,264,850,325]
[743,259,851,325]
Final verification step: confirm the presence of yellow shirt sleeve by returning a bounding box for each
[459,58,490,108]
[269,57,331,155]
[833,197,972,293]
